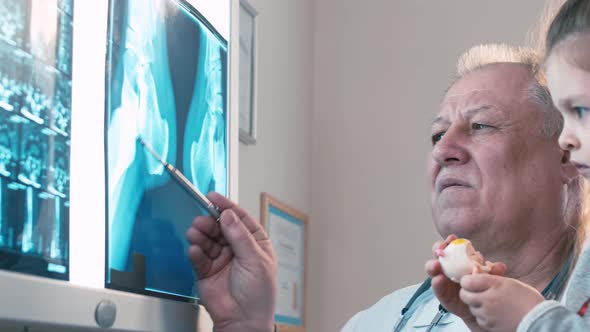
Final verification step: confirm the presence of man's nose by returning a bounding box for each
[432,128,469,166]
[559,129,581,152]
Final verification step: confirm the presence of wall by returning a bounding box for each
[310,1,547,331]
[238,0,314,223]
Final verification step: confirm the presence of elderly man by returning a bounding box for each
[185,44,583,332]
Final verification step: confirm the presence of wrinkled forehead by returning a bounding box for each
[436,64,531,118]
[436,89,510,119]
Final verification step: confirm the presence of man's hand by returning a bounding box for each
[459,274,544,332]
[426,235,473,321]
[186,192,277,332]
[425,235,507,332]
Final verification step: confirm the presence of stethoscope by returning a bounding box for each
[392,253,573,332]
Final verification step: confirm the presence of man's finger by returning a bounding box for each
[431,274,458,305]
[208,192,267,241]
[186,227,224,259]
[431,234,458,256]
[444,234,458,245]
[186,227,214,251]
[191,215,221,239]
[489,262,507,276]
[432,240,444,254]
[425,259,443,277]
[206,242,224,259]
[214,234,229,246]
[188,245,213,277]
[205,246,234,275]
[218,209,260,260]
[431,241,447,257]
[208,192,248,215]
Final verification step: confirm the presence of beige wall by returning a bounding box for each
[237,0,315,323]
[309,1,546,331]
[238,0,314,237]
[237,1,549,331]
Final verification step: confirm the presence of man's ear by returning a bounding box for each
[561,150,579,184]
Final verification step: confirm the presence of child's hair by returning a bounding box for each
[546,0,590,54]
[565,175,590,271]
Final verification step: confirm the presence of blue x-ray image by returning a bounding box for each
[18,122,47,189]
[29,1,60,67]
[47,137,69,198]
[0,114,17,179]
[0,0,27,49]
[51,78,71,136]
[106,0,228,300]
[0,0,72,281]
[56,13,72,77]
[20,60,52,126]
[0,43,26,114]
[58,0,74,19]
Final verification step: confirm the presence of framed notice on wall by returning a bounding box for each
[261,193,307,332]
[238,0,257,144]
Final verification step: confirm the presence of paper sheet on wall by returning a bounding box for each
[268,207,304,322]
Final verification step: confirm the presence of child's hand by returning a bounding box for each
[459,274,544,332]
[427,235,506,331]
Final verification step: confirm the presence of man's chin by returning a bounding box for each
[433,212,483,240]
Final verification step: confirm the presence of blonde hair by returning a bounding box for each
[563,175,590,265]
[528,0,568,57]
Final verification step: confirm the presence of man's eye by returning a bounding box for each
[573,107,590,119]
[472,123,490,130]
[431,132,445,145]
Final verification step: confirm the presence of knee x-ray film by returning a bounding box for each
[105,0,228,300]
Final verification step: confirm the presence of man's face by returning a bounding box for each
[429,64,566,246]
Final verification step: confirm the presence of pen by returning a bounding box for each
[137,137,222,221]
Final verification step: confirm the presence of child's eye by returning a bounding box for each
[573,107,590,119]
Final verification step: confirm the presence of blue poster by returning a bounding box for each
[105,0,228,300]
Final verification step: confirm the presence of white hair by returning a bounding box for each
[456,44,541,77]
[455,44,562,138]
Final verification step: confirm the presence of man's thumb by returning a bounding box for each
[490,262,507,276]
[219,209,258,259]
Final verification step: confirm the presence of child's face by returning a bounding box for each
[546,38,590,179]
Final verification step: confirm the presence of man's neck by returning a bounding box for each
[478,229,571,292]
